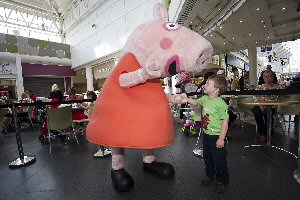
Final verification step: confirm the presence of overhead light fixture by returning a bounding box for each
[224,42,226,44]
[220,26,223,29]
[256,41,258,44]
[232,37,235,39]
[261,20,264,23]
[240,20,243,23]
[211,34,213,37]
[190,21,193,24]
[198,26,202,29]
[249,33,252,36]
[283,24,286,27]
[267,36,270,39]
[257,8,260,11]
[282,7,285,10]
[264,25,266,27]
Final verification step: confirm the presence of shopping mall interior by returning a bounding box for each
[0,0,300,199]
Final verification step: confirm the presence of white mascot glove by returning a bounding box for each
[119,58,162,88]
[141,58,162,81]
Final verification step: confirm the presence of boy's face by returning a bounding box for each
[204,79,218,95]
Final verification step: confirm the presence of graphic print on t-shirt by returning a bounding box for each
[203,113,210,130]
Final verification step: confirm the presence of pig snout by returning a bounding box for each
[194,47,212,70]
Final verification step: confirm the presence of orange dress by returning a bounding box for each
[86,53,174,149]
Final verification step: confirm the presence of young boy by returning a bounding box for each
[182,75,229,193]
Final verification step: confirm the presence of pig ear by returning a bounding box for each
[153,3,168,21]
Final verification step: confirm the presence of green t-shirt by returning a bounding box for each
[196,95,229,135]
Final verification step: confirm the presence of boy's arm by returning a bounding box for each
[181,93,198,106]
[186,98,197,106]
[216,119,228,148]
[219,119,229,140]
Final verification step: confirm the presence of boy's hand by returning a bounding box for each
[216,138,225,148]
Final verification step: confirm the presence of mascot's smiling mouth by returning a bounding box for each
[165,55,180,77]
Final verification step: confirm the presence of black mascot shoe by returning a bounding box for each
[111,169,134,192]
[143,161,175,179]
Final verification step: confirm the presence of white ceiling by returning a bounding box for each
[2,0,73,16]
[3,0,300,59]
[180,0,300,55]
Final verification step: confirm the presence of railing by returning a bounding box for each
[1,99,93,169]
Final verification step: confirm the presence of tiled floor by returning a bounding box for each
[0,120,299,200]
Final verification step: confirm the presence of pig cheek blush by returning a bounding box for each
[160,37,173,49]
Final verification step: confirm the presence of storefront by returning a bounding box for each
[22,63,75,97]
[0,61,17,98]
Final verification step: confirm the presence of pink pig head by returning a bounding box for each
[123,3,213,78]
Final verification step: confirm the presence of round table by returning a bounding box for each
[244,100,300,184]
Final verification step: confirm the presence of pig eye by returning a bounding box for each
[163,22,179,31]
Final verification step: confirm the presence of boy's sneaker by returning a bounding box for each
[201,176,214,185]
[215,182,228,193]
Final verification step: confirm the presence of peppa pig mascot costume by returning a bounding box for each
[87,3,212,192]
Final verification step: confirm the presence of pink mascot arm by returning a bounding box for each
[119,69,146,88]
[119,60,162,88]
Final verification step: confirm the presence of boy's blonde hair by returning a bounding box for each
[208,75,228,95]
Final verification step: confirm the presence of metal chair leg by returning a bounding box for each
[29,118,35,131]
[0,131,5,142]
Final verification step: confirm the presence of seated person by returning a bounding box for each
[65,87,88,120]
[258,65,278,85]
[17,93,33,118]
[1,92,8,103]
[252,70,284,142]
[82,91,97,116]
[26,90,37,101]
[0,98,5,105]
[40,89,64,140]
[66,87,88,135]
[49,84,64,103]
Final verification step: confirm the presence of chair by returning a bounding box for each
[17,106,35,130]
[0,108,8,142]
[46,106,78,153]
[88,103,94,119]
[230,96,253,128]
[277,94,300,135]
[72,104,90,135]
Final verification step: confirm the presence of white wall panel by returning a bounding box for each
[66,0,164,68]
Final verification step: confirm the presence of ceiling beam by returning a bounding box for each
[272,17,300,29]
[0,0,58,19]
[201,0,246,36]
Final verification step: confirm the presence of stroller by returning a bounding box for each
[180,105,204,158]
[180,107,202,137]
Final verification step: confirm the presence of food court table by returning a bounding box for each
[293,108,300,184]
[243,101,300,184]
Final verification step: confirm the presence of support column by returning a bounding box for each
[59,19,64,43]
[86,66,94,91]
[16,54,24,100]
[248,47,257,86]
[71,77,74,88]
